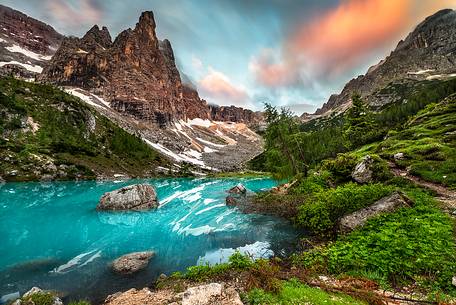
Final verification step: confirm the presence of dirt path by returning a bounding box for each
[388,161,456,215]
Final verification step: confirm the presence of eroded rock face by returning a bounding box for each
[338,192,412,233]
[39,11,209,126]
[112,251,155,274]
[97,184,158,211]
[315,9,456,115]
[0,4,63,78]
[352,155,374,184]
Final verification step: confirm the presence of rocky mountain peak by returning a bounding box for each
[82,25,112,49]
[134,11,158,47]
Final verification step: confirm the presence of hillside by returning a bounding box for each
[0,77,170,182]
[128,80,456,305]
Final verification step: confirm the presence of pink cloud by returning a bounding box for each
[46,0,103,27]
[251,0,455,88]
[198,67,249,106]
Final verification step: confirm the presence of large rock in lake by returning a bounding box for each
[338,191,412,233]
[228,183,247,195]
[112,251,155,274]
[97,184,158,211]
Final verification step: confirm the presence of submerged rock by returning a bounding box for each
[338,192,412,233]
[112,251,155,274]
[351,155,374,183]
[228,183,247,195]
[97,184,158,211]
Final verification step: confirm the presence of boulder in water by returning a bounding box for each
[97,184,158,211]
[112,251,155,274]
[228,183,246,195]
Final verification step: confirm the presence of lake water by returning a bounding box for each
[0,177,300,303]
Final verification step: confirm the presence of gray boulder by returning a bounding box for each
[97,184,158,211]
[338,192,412,233]
[112,251,155,274]
[352,155,374,183]
[228,183,246,195]
[393,152,405,160]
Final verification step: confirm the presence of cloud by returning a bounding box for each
[46,0,103,28]
[191,55,203,70]
[250,0,456,91]
[198,67,249,106]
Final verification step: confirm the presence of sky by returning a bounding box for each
[2,0,456,114]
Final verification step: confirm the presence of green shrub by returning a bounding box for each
[21,292,54,305]
[246,279,367,305]
[321,154,357,183]
[297,183,394,234]
[327,193,456,291]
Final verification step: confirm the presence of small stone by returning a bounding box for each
[393,152,404,160]
[452,276,456,287]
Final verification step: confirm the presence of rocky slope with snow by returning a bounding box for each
[315,8,456,116]
[0,6,264,173]
[0,4,62,78]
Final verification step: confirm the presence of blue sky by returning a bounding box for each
[1,0,455,113]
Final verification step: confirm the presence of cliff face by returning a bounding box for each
[315,9,456,115]
[208,104,264,127]
[39,11,210,126]
[0,4,63,77]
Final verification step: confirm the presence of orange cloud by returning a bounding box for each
[252,0,456,88]
[198,68,249,106]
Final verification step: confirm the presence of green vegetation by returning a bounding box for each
[68,301,91,305]
[172,251,254,282]
[296,183,394,235]
[0,77,169,181]
[378,97,456,188]
[246,279,367,305]
[20,292,55,305]
[243,77,456,301]
[293,188,456,293]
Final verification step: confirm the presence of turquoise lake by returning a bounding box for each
[0,178,300,303]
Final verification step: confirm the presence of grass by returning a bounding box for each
[246,279,367,305]
[293,188,456,294]
[0,76,169,181]
[378,97,456,188]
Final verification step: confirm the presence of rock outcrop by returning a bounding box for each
[97,184,158,211]
[112,251,155,274]
[0,4,63,77]
[12,287,63,305]
[352,155,374,184]
[338,192,412,233]
[103,283,242,305]
[315,9,456,115]
[209,105,264,128]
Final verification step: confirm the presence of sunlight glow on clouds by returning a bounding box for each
[198,67,250,107]
[45,0,103,28]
